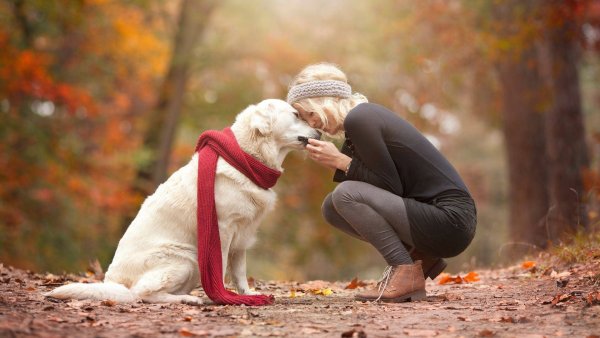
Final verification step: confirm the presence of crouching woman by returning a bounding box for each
[286,63,477,302]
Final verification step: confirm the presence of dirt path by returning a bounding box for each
[0,259,598,337]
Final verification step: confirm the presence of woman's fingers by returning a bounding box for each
[307,138,328,147]
[306,144,319,152]
[305,139,343,169]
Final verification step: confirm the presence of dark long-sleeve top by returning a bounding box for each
[333,102,476,257]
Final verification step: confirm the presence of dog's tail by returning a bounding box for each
[44,282,139,303]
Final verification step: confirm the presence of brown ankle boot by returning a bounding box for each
[355,261,426,302]
[410,249,447,280]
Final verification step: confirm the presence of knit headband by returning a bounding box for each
[287,80,352,104]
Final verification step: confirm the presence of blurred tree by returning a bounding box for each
[135,0,217,194]
[492,0,590,247]
[493,0,551,248]
[0,0,169,271]
[542,1,589,238]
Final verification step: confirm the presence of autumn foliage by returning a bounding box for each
[0,1,168,271]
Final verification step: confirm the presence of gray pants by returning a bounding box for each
[322,181,414,266]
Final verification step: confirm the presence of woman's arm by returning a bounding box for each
[305,139,351,171]
[306,106,404,196]
[342,106,404,195]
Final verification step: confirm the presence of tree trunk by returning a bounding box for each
[496,50,551,249]
[542,2,589,239]
[494,0,551,249]
[136,0,217,195]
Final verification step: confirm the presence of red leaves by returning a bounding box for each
[344,277,367,290]
[438,271,480,285]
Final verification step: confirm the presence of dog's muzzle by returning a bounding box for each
[298,131,321,147]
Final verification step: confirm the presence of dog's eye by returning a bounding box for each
[293,111,300,118]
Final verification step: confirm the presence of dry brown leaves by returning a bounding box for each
[543,289,600,308]
[438,271,480,285]
[584,290,600,306]
[344,277,368,290]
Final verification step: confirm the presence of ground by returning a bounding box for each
[0,257,598,338]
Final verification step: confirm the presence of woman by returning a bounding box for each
[286,63,477,302]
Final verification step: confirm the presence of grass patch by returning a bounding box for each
[550,229,600,264]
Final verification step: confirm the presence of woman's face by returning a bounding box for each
[293,103,342,135]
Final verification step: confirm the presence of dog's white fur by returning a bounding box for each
[45,99,319,304]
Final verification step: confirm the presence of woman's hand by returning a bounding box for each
[306,139,352,171]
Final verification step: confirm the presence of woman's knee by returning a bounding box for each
[330,181,367,208]
[321,193,338,225]
[321,192,364,240]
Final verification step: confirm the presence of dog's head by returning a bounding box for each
[247,99,321,150]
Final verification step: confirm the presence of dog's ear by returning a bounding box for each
[250,106,272,136]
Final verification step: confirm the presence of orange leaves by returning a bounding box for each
[438,274,462,285]
[0,38,95,115]
[463,271,481,282]
[521,261,536,270]
[438,271,480,285]
[344,277,368,290]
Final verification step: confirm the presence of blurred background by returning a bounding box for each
[1,0,599,281]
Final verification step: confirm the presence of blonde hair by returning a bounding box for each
[289,63,368,138]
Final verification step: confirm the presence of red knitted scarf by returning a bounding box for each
[195,127,280,306]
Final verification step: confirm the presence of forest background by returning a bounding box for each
[1,0,599,282]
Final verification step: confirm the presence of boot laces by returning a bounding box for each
[375,266,394,302]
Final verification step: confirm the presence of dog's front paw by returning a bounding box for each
[238,288,262,296]
[180,295,204,306]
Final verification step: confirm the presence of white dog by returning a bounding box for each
[45,99,319,304]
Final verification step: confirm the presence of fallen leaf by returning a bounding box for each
[438,272,480,285]
[289,288,304,298]
[345,277,368,290]
[521,261,536,270]
[247,277,255,288]
[341,327,367,337]
[100,300,116,307]
[478,329,495,337]
[438,273,463,285]
[550,270,571,278]
[179,328,193,337]
[550,293,573,306]
[310,288,333,296]
[556,278,569,288]
[47,316,67,323]
[463,271,480,282]
[585,291,600,306]
[499,316,530,323]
